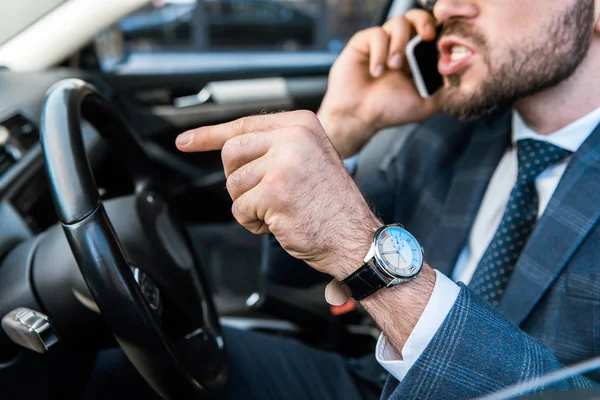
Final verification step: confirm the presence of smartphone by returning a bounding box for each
[406,27,443,98]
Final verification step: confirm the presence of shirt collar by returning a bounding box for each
[511,106,600,153]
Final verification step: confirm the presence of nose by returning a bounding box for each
[433,0,479,22]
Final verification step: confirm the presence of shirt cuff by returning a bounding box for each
[375,270,460,382]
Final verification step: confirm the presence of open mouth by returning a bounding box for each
[438,36,477,76]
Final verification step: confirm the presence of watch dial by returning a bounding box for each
[375,227,423,278]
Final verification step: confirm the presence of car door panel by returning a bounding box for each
[106,73,328,136]
[99,58,330,204]
[101,51,332,132]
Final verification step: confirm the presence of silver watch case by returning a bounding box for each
[369,224,424,287]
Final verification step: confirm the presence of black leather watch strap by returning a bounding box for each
[341,260,388,300]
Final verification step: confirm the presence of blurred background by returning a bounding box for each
[94,0,389,69]
[114,0,386,51]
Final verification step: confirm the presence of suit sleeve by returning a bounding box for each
[381,284,594,400]
[357,166,398,223]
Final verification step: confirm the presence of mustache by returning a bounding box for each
[440,19,488,50]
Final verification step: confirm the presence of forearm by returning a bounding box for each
[361,265,436,353]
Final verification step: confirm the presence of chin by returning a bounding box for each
[439,77,492,120]
[439,92,489,121]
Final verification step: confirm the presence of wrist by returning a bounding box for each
[323,214,383,281]
[317,106,376,159]
[362,265,436,352]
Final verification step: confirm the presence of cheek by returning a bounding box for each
[483,0,542,32]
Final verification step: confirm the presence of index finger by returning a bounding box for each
[175,114,283,152]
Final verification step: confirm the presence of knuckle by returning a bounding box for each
[353,26,382,42]
[385,19,409,39]
[405,9,433,28]
[246,221,265,236]
[236,133,250,149]
[284,148,307,170]
[291,109,317,125]
[262,171,288,201]
[365,26,384,36]
[405,8,429,19]
[220,139,238,168]
[403,9,420,20]
[369,27,388,44]
[232,116,248,135]
[231,201,245,223]
[263,170,286,188]
[384,15,406,29]
[232,197,251,218]
[351,28,368,41]
[225,176,234,194]
[225,172,240,195]
[291,110,322,133]
[232,200,264,234]
[290,125,316,144]
[387,15,406,23]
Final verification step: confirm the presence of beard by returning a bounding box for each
[439,0,595,120]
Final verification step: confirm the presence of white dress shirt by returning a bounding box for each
[376,107,600,382]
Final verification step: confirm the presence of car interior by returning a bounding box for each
[0,0,418,398]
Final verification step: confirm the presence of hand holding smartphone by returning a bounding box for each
[318,10,441,157]
[406,26,443,98]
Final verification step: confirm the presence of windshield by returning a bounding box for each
[0,0,67,45]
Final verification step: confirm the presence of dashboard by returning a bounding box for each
[0,111,38,175]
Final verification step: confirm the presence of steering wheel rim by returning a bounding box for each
[40,79,227,398]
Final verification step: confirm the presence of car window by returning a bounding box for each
[96,0,389,66]
[227,1,282,19]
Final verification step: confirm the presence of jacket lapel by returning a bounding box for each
[427,111,512,276]
[498,123,600,326]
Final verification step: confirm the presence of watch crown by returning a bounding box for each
[387,278,403,287]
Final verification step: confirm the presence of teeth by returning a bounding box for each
[450,45,472,62]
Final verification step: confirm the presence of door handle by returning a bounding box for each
[173,87,212,108]
[173,78,290,108]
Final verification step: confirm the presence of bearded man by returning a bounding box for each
[87,1,600,399]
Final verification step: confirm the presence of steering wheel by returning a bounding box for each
[40,79,227,398]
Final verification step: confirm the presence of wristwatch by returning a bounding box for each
[331,224,424,302]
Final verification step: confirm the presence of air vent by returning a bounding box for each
[0,112,38,174]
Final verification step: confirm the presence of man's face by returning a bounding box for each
[435,0,595,120]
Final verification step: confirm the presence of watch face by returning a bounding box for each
[374,226,423,278]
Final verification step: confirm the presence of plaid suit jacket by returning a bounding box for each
[360,110,600,399]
